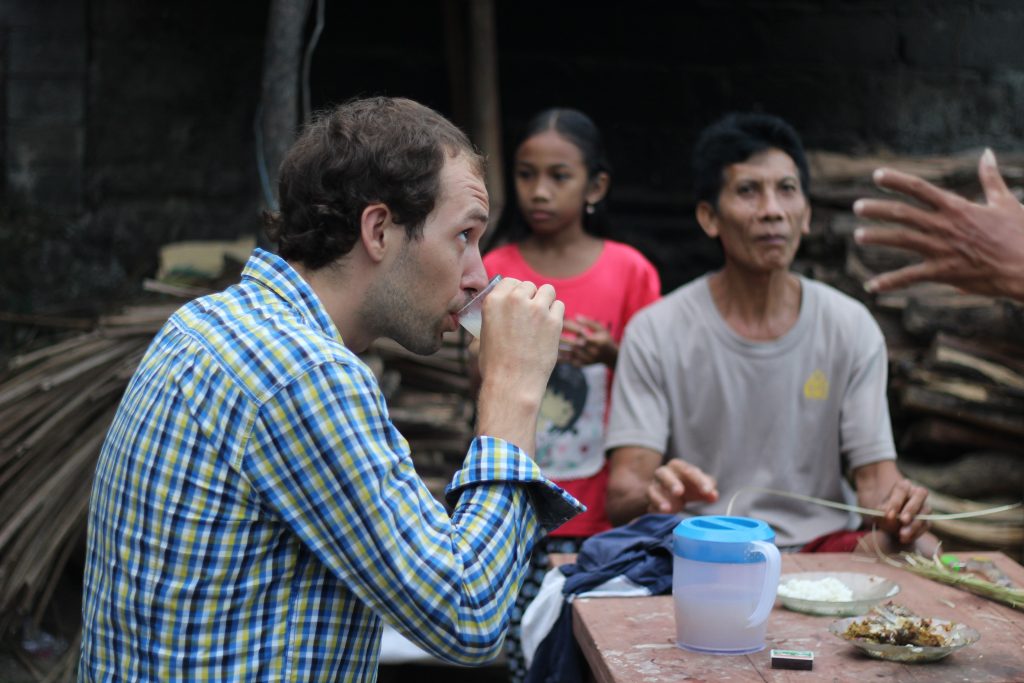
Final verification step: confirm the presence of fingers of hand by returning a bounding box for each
[979,149,1016,206]
[869,167,953,211]
[647,480,682,514]
[883,481,928,526]
[575,316,605,333]
[864,260,962,294]
[899,485,930,525]
[653,465,685,499]
[492,281,561,324]
[490,275,523,298]
[853,197,952,238]
[854,225,946,255]
[900,513,930,544]
[665,460,717,501]
[548,298,566,327]
[561,319,584,336]
[534,282,557,306]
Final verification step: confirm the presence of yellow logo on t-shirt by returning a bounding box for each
[803,370,829,400]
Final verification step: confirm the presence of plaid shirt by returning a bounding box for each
[79,248,582,682]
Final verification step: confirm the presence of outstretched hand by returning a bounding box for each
[853,149,1024,302]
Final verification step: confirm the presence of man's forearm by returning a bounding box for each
[606,492,649,526]
[475,380,541,457]
[853,460,903,511]
[606,447,664,526]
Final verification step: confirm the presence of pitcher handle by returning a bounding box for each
[745,540,781,628]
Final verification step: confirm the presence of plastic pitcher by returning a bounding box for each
[672,515,781,654]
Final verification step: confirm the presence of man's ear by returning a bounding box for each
[360,203,392,263]
[801,204,812,235]
[696,201,719,239]
[585,171,610,206]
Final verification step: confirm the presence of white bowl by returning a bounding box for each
[777,571,900,616]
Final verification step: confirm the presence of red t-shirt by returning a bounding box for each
[483,240,660,536]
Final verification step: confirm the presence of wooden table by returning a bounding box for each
[570,552,1024,682]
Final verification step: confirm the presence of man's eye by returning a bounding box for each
[553,173,570,182]
[516,169,533,180]
[459,229,472,242]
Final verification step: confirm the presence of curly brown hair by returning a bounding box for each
[264,97,484,270]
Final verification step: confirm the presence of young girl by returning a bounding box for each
[483,108,661,682]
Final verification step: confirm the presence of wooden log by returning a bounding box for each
[900,384,1024,437]
[0,413,108,552]
[0,310,94,330]
[99,304,180,326]
[899,451,1024,498]
[929,333,1024,383]
[907,368,1024,412]
[805,148,1024,208]
[7,331,101,370]
[899,418,1024,459]
[142,278,212,299]
[930,517,1024,548]
[902,485,1024,554]
[903,294,1024,342]
[924,488,1024,524]
[0,337,118,409]
[467,0,505,239]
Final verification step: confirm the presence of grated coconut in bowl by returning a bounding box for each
[778,576,853,602]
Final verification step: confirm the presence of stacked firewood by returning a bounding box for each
[0,305,173,678]
[802,149,1024,558]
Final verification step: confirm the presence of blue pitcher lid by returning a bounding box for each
[673,516,776,563]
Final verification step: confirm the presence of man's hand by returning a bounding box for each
[645,460,719,515]
[873,479,931,546]
[559,316,617,368]
[853,149,1024,302]
[854,461,931,547]
[475,278,564,453]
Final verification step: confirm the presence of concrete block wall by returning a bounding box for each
[1,0,87,210]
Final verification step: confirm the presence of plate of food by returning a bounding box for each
[777,571,900,616]
[830,602,980,663]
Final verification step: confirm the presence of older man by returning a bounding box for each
[605,113,933,553]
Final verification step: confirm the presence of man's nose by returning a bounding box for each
[463,253,489,294]
[759,189,785,219]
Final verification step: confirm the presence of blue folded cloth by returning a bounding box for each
[527,514,679,683]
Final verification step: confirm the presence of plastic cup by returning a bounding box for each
[457,274,502,338]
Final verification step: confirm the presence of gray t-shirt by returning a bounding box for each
[606,274,896,547]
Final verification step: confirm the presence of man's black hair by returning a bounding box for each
[692,112,810,206]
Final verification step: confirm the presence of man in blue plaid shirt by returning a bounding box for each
[79,97,583,682]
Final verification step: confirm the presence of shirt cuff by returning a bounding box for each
[445,436,586,532]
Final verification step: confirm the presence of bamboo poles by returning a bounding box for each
[0,316,161,641]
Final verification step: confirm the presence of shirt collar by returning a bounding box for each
[241,248,343,344]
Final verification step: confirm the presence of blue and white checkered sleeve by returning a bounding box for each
[447,437,585,532]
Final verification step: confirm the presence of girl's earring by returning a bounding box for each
[585,203,595,215]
